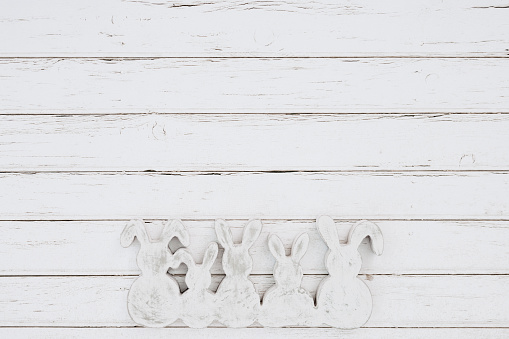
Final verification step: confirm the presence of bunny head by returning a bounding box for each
[269,233,309,290]
[121,219,190,275]
[172,242,219,291]
[317,216,383,279]
[215,219,262,278]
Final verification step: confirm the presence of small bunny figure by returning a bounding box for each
[259,233,316,327]
[171,242,219,328]
[315,216,383,329]
[214,219,262,327]
[120,219,190,327]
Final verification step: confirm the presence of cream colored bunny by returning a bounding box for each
[214,219,262,327]
[120,219,189,327]
[171,242,219,328]
[259,233,315,327]
[315,216,383,329]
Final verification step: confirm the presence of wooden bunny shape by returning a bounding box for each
[171,242,219,328]
[214,219,262,327]
[120,219,190,327]
[315,216,383,329]
[259,233,316,327]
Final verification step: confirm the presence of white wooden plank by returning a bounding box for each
[0,275,507,327]
[1,114,508,171]
[1,328,507,339]
[0,172,508,220]
[1,220,508,275]
[0,58,508,114]
[1,0,508,57]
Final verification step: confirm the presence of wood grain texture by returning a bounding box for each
[0,328,507,339]
[2,114,509,171]
[1,0,509,57]
[0,275,508,327]
[1,172,508,220]
[1,220,508,275]
[0,58,508,113]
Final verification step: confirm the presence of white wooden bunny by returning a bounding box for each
[120,219,189,327]
[315,216,383,329]
[259,233,316,327]
[214,219,262,327]
[171,242,219,328]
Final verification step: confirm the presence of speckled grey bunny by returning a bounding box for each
[214,219,262,327]
[259,233,315,327]
[315,216,383,329]
[171,242,219,328]
[120,219,189,327]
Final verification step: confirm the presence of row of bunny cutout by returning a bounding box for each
[121,216,384,329]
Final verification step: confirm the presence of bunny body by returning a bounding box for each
[260,233,315,327]
[120,219,189,327]
[214,219,262,328]
[315,216,383,329]
[171,242,219,328]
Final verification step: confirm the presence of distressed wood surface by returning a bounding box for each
[2,328,508,339]
[1,0,509,57]
[1,220,508,275]
[2,114,509,172]
[1,172,508,220]
[2,0,507,334]
[0,275,507,327]
[0,58,508,114]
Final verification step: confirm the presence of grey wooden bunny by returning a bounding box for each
[259,233,315,327]
[214,219,262,327]
[120,219,189,327]
[171,242,219,328]
[315,216,383,328]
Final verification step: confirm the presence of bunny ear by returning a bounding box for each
[291,233,309,263]
[316,216,341,252]
[120,220,148,247]
[162,219,190,247]
[268,234,286,261]
[202,242,219,269]
[241,219,262,249]
[215,219,234,249]
[171,248,194,269]
[348,220,384,255]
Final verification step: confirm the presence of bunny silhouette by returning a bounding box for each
[214,219,262,327]
[315,216,383,329]
[120,219,190,327]
[171,242,219,328]
[259,233,316,327]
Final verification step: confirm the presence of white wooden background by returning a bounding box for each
[1,0,509,337]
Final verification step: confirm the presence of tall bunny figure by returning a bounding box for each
[315,216,383,329]
[214,219,262,327]
[259,233,316,327]
[120,219,190,327]
[171,242,219,328]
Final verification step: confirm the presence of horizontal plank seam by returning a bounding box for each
[2,112,509,116]
[0,113,509,119]
[4,170,509,174]
[0,326,508,329]
[0,56,508,60]
[3,170,509,174]
[1,218,509,222]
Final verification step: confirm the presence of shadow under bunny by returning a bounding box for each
[121,216,383,328]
